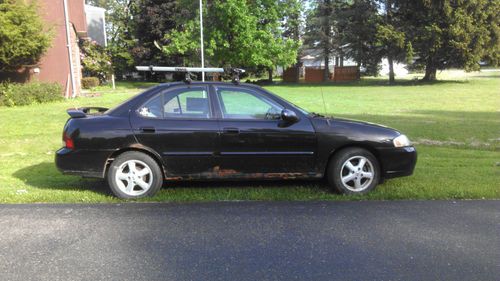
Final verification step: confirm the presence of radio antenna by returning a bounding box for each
[319,86,328,116]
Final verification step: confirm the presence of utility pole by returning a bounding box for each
[199,0,205,81]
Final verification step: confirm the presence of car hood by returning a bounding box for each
[311,116,402,143]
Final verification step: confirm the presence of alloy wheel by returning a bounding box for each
[339,156,375,192]
[115,160,153,196]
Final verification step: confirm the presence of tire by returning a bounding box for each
[327,147,380,195]
[107,151,163,199]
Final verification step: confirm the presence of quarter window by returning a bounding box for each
[217,89,283,120]
[138,94,163,118]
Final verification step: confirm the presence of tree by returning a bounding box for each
[304,0,335,81]
[79,39,112,82]
[161,0,300,79]
[249,0,302,81]
[338,0,382,76]
[374,0,414,84]
[130,0,180,66]
[375,0,412,83]
[396,0,500,81]
[0,0,52,71]
[86,0,136,76]
[282,0,303,81]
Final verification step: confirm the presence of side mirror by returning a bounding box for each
[281,109,299,123]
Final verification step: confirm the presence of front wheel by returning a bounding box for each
[107,151,163,199]
[327,148,380,194]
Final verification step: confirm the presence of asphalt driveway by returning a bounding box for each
[0,200,498,281]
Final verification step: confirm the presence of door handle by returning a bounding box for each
[222,127,240,134]
[140,126,156,133]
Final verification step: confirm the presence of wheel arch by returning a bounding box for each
[325,144,384,182]
[104,145,166,179]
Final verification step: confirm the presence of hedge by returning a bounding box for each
[0,81,63,107]
[81,77,100,89]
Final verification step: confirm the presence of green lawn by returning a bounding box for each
[0,70,499,203]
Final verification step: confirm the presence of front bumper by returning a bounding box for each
[378,146,417,179]
[55,147,112,178]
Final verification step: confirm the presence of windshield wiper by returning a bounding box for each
[310,112,325,118]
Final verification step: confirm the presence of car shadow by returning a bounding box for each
[12,162,111,195]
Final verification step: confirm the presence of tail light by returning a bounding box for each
[63,132,74,149]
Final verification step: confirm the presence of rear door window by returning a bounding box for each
[138,86,210,119]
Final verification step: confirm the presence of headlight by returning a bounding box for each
[393,134,411,147]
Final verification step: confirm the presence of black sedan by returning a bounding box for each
[56,81,416,199]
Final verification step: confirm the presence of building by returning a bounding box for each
[85,5,107,47]
[0,1,106,97]
[35,0,87,97]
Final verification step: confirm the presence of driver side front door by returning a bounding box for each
[213,86,317,176]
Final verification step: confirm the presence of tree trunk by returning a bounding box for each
[422,65,437,81]
[294,62,300,82]
[324,52,330,82]
[388,55,395,84]
[268,67,273,82]
[385,0,395,84]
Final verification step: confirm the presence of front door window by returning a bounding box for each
[217,89,283,120]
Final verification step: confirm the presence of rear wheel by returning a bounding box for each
[327,148,380,194]
[107,151,163,199]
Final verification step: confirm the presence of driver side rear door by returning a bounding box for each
[130,85,219,178]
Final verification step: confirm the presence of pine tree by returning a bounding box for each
[0,0,52,71]
[338,0,382,76]
[304,0,339,81]
[396,0,500,81]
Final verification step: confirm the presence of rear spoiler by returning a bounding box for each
[66,107,108,118]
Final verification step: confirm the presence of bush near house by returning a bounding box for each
[0,82,62,106]
[79,39,112,83]
[81,77,100,89]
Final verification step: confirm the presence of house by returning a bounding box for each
[35,0,87,97]
[85,5,107,46]
[0,1,106,98]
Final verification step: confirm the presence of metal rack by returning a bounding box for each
[135,66,245,84]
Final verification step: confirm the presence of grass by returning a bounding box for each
[0,70,499,203]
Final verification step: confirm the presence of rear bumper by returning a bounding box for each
[55,147,112,178]
[378,146,417,179]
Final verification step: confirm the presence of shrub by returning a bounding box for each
[0,82,62,107]
[80,39,112,82]
[0,1,52,72]
[81,77,100,89]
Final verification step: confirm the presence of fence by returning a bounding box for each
[283,66,360,83]
[333,66,360,82]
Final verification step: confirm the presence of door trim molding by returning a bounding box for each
[219,151,314,156]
